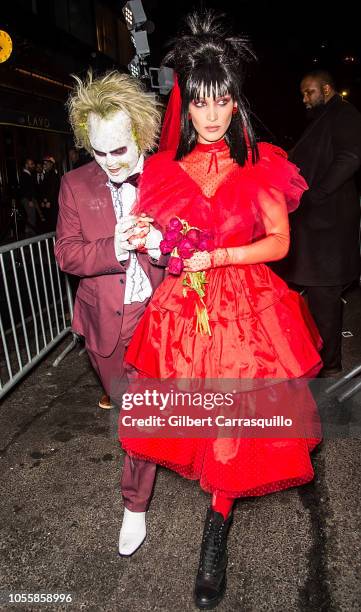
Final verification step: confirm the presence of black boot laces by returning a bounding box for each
[199,517,226,575]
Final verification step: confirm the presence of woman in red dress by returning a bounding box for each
[121,11,322,609]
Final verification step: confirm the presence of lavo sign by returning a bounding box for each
[27,114,50,128]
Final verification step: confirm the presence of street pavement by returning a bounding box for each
[0,286,360,612]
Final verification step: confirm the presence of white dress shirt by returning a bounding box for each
[107,156,154,304]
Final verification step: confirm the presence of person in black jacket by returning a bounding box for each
[40,156,60,231]
[19,158,44,234]
[274,70,361,376]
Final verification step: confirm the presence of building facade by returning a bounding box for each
[0,0,133,233]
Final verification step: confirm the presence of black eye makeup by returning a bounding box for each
[191,95,231,108]
[93,148,106,157]
[192,99,206,108]
[216,95,231,105]
[111,146,128,155]
[93,146,128,156]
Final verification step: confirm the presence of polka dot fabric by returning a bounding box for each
[122,140,322,499]
[179,139,238,198]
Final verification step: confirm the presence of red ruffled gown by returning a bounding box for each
[120,139,322,499]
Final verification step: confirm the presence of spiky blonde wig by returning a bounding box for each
[68,70,161,154]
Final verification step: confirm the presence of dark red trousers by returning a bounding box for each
[88,300,156,512]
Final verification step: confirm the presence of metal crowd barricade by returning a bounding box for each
[325,364,361,402]
[0,232,77,400]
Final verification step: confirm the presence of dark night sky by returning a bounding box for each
[140,0,361,145]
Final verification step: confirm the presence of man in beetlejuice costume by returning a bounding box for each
[55,71,165,556]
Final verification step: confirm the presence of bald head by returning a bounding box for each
[300,70,336,110]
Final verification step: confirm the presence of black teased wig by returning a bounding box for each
[163,11,259,166]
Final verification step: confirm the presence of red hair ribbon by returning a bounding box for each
[158,73,182,152]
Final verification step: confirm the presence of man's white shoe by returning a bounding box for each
[118,509,146,556]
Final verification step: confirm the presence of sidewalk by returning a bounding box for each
[1,287,361,611]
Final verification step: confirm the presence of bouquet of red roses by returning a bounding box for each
[160,217,214,335]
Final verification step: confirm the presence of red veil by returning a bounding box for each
[158,73,182,152]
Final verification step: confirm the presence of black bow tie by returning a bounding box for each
[111,173,140,189]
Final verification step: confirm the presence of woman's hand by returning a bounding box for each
[183,249,235,271]
[183,251,213,272]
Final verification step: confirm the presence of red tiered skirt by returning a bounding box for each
[120,264,322,498]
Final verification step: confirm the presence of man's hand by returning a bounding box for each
[144,225,163,259]
[114,215,138,261]
[128,214,154,248]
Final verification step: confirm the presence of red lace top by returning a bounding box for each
[134,140,307,248]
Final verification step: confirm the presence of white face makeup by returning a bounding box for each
[88,110,139,182]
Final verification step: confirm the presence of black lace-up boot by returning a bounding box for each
[194,508,233,609]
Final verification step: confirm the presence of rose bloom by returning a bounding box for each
[178,238,195,260]
[168,256,184,275]
[160,240,174,255]
[198,238,215,251]
[168,217,183,232]
[164,229,182,246]
[186,228,200,247]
